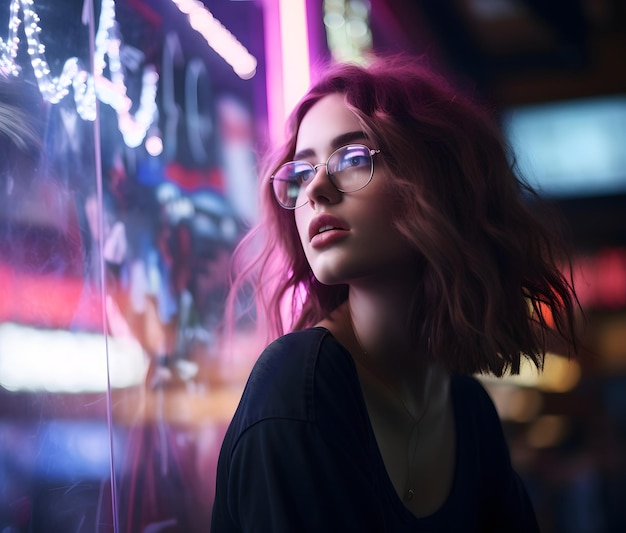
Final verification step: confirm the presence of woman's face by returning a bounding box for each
[293,93,417,288]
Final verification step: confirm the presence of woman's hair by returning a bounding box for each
[227,55,579,376]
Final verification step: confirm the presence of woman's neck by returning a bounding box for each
[321,278,427,373]
[319,293,448,429]
[348,283,420,358]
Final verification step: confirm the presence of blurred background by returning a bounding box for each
[0,0,624,531]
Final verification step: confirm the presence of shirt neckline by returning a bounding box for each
[311,326,463,524]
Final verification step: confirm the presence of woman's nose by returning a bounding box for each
[304,164,341,206]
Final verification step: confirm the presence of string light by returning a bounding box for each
[169,0,257,80]
[0,0,159,147]
[0,0,23,76]
[2,0,258,146]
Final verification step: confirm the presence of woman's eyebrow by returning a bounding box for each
[330,130,368,149]
[293,130,368,160]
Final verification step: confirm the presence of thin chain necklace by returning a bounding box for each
[348,309,431,502]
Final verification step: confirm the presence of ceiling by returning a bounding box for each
[370,0,626,107]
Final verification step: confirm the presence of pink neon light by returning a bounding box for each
[264,0,311,145]
[263,0,284,145]
[279,0,311,117]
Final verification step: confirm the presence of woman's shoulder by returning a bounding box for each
[451,374,495,405]
[261,326,333,362]
[232,327,354,427]
[450,374,512,462]
[450,374,503,430]
[449,376,540,530]
[252,327,340,387]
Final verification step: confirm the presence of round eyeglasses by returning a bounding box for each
[270,144,381,209]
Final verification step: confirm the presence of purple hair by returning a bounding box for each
[226,56,579,376]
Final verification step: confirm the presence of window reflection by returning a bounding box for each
[1,0,264,531]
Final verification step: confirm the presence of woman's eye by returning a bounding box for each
[337,155,367,171]
[289,163,314,183]
[298,168,315,182]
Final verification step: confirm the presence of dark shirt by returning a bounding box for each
[212,327,539,532]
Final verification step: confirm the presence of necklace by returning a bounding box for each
[348,309,432,503]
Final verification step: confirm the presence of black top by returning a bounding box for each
[211,327,539,532]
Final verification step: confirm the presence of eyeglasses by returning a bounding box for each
[270,144,381,209]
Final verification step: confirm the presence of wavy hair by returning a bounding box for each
[227,55,579,376]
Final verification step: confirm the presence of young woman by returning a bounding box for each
[211,56,578,532]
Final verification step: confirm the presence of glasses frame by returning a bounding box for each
[270,144,381,209]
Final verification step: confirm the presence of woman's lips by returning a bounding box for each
[310,227,350,248]
[308,214,350,248]
[308,214,349,241]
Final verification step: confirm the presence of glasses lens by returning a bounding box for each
[328,145,373,192]
[272,161,313,208]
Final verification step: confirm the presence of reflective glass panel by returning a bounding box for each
[1,1,266,531]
